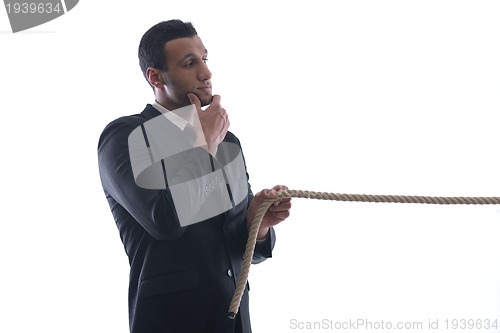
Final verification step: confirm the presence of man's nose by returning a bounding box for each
[199,62,212,81]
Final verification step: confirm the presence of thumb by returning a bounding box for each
[258,189,278,200]
[187,93,201,110]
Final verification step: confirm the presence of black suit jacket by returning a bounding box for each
[97,104,275,333]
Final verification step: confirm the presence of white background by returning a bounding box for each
[1,1,500,332]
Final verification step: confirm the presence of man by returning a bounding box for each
[97,19,292,332]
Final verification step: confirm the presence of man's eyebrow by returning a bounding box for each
[180,49,208,62]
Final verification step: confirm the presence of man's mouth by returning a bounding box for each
[197,85,212,93]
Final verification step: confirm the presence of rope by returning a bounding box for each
[227,189,500,319]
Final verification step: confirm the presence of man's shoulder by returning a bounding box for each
[224,131,241,145]
[98,105,158,148]
[100,104,160,134]
[103,105,157,128]
[104,113,145,130]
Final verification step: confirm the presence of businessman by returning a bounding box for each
[97,19,292,332]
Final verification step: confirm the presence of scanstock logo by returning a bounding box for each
[3,0,79,33]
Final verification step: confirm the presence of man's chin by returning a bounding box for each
[200,94,213,107]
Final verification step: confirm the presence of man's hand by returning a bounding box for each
[247,185,292,240]
[187,93,229,156]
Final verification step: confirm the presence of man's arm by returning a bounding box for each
[98,118,187,240]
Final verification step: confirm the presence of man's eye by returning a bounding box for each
[203,58,208,63]
[185,62,193,68]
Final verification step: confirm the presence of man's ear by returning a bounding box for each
[146,67,164,88]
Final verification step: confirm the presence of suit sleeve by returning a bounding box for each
[221,132,277,263]
[98,117,210,240]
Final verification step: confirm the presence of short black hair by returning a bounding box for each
[138,20,198,83]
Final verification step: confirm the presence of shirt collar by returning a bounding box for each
[152,101,190,131]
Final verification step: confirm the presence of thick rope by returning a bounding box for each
[227,189,500,319]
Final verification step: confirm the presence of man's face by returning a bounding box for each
[161,35,212,109]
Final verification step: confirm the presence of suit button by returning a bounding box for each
[227,269,233,277]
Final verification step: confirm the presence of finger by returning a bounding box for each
[270,201,292,211]
[217,118,229,143]
[274,197,292,205]
[272,185,289,191]
[187,93,202,110]
[257,189,277,200]
[220,106,227,117]
[219,108,228,125]
[272,210,290,220]
[209,94,221,109]
[270,185,290,204]
[223,114,230,132]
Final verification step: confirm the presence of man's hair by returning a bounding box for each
[138,19,198,83]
